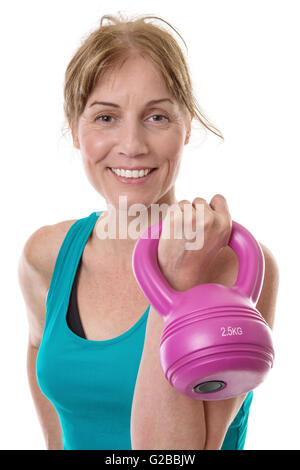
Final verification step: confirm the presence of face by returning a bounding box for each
[73,55,191,211]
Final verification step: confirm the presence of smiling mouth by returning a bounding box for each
[108,167,157,179]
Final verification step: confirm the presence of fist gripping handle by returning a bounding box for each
[132,219,274,401]
[132,220,265,316]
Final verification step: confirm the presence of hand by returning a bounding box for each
[157,194,232,291]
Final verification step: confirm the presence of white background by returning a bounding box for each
[1,0,299,450]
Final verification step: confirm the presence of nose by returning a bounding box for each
[116,118,148,158]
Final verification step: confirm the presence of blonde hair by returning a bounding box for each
[62,12,224,141]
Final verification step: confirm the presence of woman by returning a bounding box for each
[18,14,279,450]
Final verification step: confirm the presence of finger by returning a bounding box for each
[177,200,199,236]
[192,197,213,214]
[190,197,214,234]
[177,199,195,222]
[162,201,188,240]
[209,194,232,244]
[209,194,230,216]
[178,199,192,212]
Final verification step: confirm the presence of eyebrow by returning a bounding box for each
[88,98,174,108]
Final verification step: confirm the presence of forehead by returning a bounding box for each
[88,55,173,102]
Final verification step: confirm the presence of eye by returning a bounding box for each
[149,114,169,123]
[95,114,115,123]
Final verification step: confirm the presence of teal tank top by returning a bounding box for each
[36,210,253,450]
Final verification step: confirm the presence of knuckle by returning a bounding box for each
[178,199,191,206]
[193,197,207,204]
[213,193,226,201]
[193,199,207,212]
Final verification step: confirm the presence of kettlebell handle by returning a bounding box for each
[132,219,265,317]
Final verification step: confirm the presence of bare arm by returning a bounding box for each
[18,226,64,450]
[27,343,63,450]
[130,242,279,450]
[131,307,207,450]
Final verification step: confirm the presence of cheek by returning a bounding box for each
[160,139,183,172]
[80,129,108,163]
[159,129,185,157]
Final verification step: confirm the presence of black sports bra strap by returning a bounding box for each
[67,257,86,339]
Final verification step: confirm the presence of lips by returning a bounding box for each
[108,167,157,184]
[109,167,156,171]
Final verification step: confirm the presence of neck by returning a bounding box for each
[92,190,178,265]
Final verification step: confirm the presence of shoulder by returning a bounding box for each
[18,218,78,347]
[210,242,279,329]
[20,218,78,283]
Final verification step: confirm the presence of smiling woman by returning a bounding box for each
[71,53,196,213]
[18,12,278,451]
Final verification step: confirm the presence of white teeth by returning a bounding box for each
[110,168,152,178]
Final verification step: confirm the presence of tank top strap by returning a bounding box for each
[45,211,102,327]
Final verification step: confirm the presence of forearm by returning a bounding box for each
[27,344,63,450]
[131,307,207,450]
[202,393,247,449]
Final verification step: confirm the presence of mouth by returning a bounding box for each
[107,167,157,184]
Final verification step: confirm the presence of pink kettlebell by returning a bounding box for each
[132,219,274,401]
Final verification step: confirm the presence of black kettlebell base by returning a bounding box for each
[193,381,226,394]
